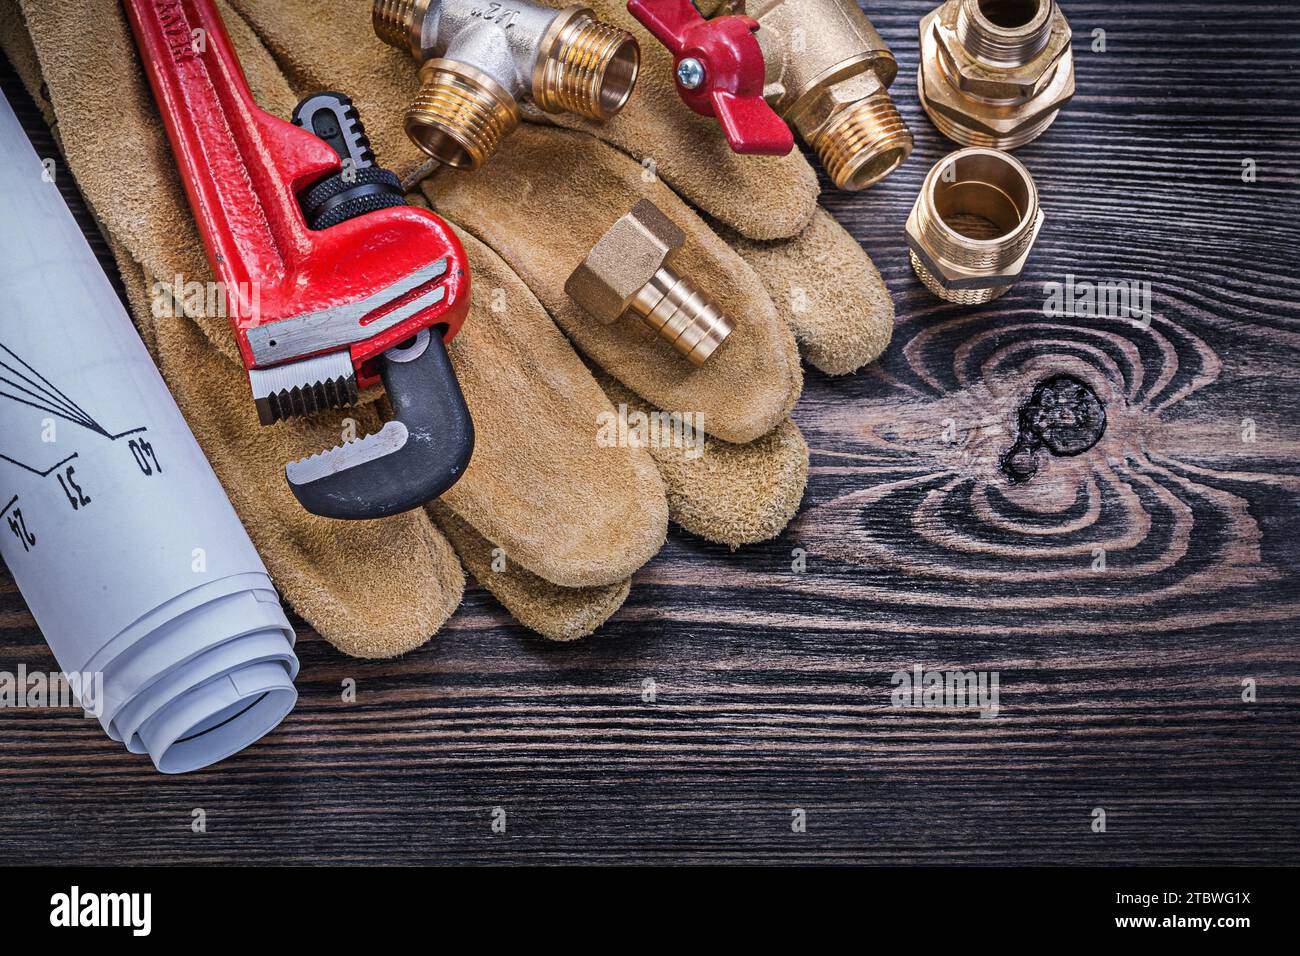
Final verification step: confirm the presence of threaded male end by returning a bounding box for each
[533,8,640,121]
[406,60,520,170]
[905,147,1044,305]
[373,0,431,60]
[814,91,914,191]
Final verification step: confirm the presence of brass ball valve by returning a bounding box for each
[717,0,914,190]
[374,0,641,170]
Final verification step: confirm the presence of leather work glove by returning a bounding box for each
[0,0,893,655]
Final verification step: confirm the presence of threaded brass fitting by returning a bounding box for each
[730,0,913,191]
[905,147,1044,305]
[374,1,639,170]
[918,0,1075,149]
[566,200,733,366]
[408,60,520,170]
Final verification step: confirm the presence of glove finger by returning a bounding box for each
[436,226,669,588]
[716,206,895,375]
[596,375,808,547]
[431,505,630,641]
[425,124,803,445]
[15,0,304,367]
[540,0,820,241]
[114,246,465,658]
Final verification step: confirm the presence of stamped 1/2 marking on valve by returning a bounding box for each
[469,2,521,27]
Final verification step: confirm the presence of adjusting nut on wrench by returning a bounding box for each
[919,0,1075,149]
[715,0,914,190]
[374,0,640,170]
[566,199,733,366]
[906,147,1045,305]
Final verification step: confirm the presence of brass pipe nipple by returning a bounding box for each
[905,147,1044,305]
[533,8,640,121]
[566,200,734,367]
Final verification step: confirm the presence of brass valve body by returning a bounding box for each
[905,147,1045,305]
[720,0,913,190]
[918,0,1075,149]
[566,200,733,366]
[374,0,639,169]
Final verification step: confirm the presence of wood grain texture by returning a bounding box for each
[2,1,1298,865]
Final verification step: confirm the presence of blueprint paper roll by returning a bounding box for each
[0,91,298,773]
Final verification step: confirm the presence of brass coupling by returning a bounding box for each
[729,0,913,190]
[566,200,733,366]
[905,147,1044,305]
[374,0,639,169]
[919,0,1075,149]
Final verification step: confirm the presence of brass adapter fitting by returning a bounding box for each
[919,0,1075,149]
[720,0,913,190]
[905,147,1044,305]
[374,0,639,169]
[566,200,733,366]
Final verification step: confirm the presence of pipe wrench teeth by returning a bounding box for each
[248,352,359,426]
[284,331,474,521]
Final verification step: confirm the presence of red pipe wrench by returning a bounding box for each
[122,0,473,520]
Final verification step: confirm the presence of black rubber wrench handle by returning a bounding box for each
[285,330,474,520]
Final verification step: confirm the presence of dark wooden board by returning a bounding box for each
[2,1,1298,865]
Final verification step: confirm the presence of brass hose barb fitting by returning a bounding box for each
[723,0,913,190]
[905,147,1044,305]
[565,200,734,366]
[918,0,1075,149]
[374,0,639,169]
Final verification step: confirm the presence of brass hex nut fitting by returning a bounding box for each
[566,200,733,366]
[374,0,639,170]
[905,147,1045,305]
[729,0,913,190]
[919,0,1075,149]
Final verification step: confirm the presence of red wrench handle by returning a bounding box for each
[123,0,469,373]
[122,0,335,298]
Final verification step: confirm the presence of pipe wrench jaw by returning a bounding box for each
[247,254,474,522]
[284,328,475,521]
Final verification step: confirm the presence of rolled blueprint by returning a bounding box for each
[0,92,298,773]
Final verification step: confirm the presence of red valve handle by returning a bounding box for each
[627,0,793,156]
